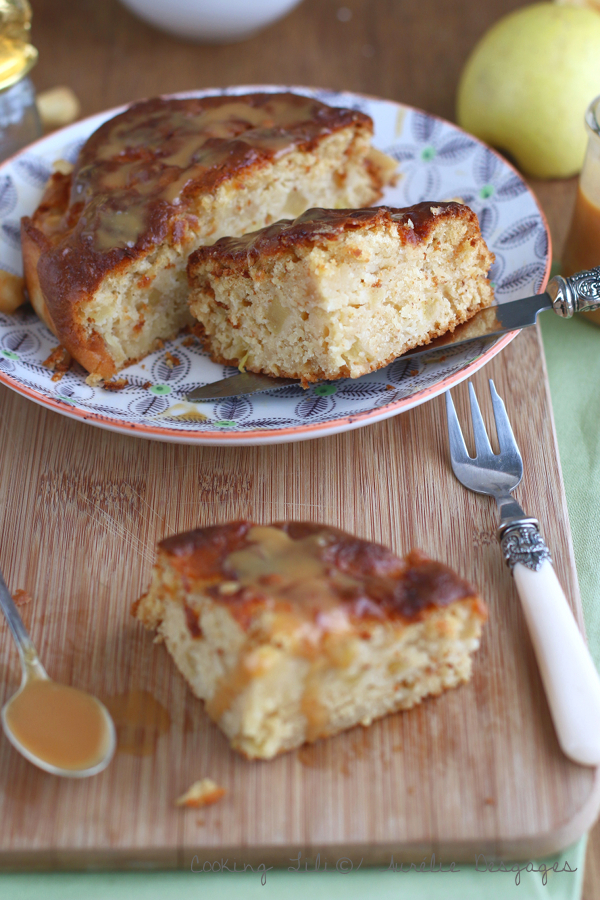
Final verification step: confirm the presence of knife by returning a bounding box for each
[186,266,600,401]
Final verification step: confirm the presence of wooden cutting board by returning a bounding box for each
[0,325,598,870]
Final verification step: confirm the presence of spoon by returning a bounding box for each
[0,566,116,777]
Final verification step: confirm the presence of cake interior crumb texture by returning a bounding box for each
[134,522,487,760]
[187,203,495,383]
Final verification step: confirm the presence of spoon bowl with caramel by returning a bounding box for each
[0,568,115,777]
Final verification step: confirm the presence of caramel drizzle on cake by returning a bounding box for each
[160,521,481,627]
[67,94,371,259]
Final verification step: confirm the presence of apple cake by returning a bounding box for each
[133,521,487,760]
[187,202,494,384]
[21,93,396,383]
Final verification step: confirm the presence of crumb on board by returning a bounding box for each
[175,778,226,809]
[484,797,496,806]
[13,589,32,606]
[164,351,180,369]
[43,345,72,381]
[103,378,128,391]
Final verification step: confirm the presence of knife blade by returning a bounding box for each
[185,266,600,401]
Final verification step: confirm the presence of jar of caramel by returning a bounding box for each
[0,0,40,161]
[562,94,600,324]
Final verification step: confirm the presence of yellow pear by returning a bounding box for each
[457,3,600,178]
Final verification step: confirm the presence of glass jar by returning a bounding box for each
[562,94,600,324]
[0,0,40,162]
[0,74,40,160]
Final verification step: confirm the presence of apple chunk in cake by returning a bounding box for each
[133,521,487,760]
[187,202,495,384]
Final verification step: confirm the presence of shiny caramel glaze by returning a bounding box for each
[188,202,474,272]
[5,679,110,771]
[156,521,484,627]
[104,690,170,757]
[22,93,374,334]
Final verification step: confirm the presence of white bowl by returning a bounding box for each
[119,0,304,43]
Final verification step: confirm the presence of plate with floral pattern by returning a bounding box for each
[0,85,550,445]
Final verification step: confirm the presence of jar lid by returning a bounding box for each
[0,0,37,93]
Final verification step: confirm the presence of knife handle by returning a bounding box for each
[548,266,600,317]
[501,521,600,765]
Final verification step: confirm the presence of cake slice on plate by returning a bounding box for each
[133,521,487,760]
[21,92,395,383]
[187,202,494,385]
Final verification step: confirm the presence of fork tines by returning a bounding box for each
[446,380,521,461]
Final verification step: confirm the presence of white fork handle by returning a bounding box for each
[514,559,600,766]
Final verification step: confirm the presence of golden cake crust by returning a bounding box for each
[188,202,474,268]
[136,520,486,628]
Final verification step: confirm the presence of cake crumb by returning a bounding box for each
[51,159,74,176]
[164,351,180,369]
[103,378,128,391]
[43,345,72,381]
[176,778,226,808]
[13,589,31,606]
[0,269,26,314]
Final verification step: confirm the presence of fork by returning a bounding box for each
[446,379,600,767]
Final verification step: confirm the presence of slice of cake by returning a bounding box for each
[187,202,494,384]
[133,521,487,760]
[21,93,396,383]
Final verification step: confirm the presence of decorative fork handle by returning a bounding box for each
[500,519,600,767]
[548,265,600,317]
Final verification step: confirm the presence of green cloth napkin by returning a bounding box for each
[541,311,600,670]
[1,312,596,899]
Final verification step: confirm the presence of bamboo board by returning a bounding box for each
[0,326,598,869]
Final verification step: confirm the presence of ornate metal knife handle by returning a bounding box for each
[500,520,552,572]
[548,265,600,317]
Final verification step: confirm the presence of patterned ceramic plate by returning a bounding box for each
[0,86,550,445]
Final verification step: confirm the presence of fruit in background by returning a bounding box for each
[456,3,600,178]
[555,0,600,11]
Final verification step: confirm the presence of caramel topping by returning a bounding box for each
[224,525,360,615]
[5,679,110,771]
[104,690,170,757]
[562,187,600,278]
[66,93,369,254]
[161,521,481,626]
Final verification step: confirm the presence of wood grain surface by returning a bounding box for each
[0,0,597,874]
